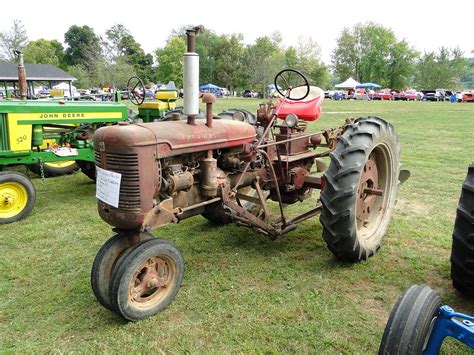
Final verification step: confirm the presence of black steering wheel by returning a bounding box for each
[274,69,310,101]
[127,76,146,106]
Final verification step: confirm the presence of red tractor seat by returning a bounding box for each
[275,86,324,121]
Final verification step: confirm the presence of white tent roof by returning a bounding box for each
[335,77,360,88]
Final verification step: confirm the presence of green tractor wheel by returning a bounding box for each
[28,160,79,177]
[0,171,36,224]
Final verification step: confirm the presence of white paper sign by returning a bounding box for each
[96,166,122,208]
[52,147,78,157]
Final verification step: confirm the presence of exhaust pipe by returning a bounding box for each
[184,26,203,124]
[14,50,27,100]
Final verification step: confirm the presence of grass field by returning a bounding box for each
[1,98,474,353]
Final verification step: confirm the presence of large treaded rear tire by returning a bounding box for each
[320,117,400,262]
[450,163,474,295]
[378,284,441,355]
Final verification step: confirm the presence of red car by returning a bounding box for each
[391,90,406,101]
[404,90,418,101]
[371,89,392,100]
[463,91,474,102]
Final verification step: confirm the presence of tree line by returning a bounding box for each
[0,20,472,91]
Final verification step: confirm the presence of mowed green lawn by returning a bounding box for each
[1,98,473,353]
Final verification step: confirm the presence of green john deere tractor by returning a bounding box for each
[0,77,179,224]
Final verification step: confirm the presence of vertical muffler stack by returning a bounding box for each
[15,51,27,100]
[184,26,202,124]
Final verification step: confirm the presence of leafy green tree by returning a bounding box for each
[156,36,186,87]
[459,56,474,89]
[332,22,417,88]
[213,34,245,90]
[102,24,155,84]
[67,64,93,88]
[195,29,221,84]
[242,34,281,93]
[414,47,466,89]
[64,25,101,71]
[120,35,154,82]
[23,39,66,67]
[293,37,329,88]
[0,20,28,62]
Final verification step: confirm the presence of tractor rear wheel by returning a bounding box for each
[320,117,400,261]
[91,232,154,311]
[109,238,184,321]
[450,163,474,295]
[28,161,79,177]
[202,186,265,225]
[0,171,36,224]
[378,284,441,355]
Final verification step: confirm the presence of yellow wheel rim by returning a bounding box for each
[44,161,76,169]
[0,182,28,219]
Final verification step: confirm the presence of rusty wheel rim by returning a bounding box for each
[128,254,177,310]
[356,144,392,241]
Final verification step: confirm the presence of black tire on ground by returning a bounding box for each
[202,186,265,225]
[109,238,184,322]
[0,171,36,224]
[320,117,400,262]
[28,161,79,177]
[91,232,154,311]
[450,163,474,295]
[378,284,441,355]
[76,161,96,181]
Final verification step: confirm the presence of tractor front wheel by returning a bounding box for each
[320,117,400,261]
[450,163,474,295]
[91,232,154,311]
[109,238,184,321]
[0,171,36,224]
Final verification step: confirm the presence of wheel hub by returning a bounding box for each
[1,183,27,218]
[356,155,382,224]
[131,257,169,302]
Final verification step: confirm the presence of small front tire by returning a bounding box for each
[109,238,184,321]
[0,171,36,224]
[91,232,154,311]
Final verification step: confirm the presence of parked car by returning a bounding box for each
[463,91,474,102]
[422,90,437,101]
[404,89,419,101]
[242,90,259,98]
[423,89,451,101]
[354,88,370,100]
[391,90,406,101]
[370,89,392,100]
[0,91,4,100]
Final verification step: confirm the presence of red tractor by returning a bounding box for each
[90,27,405,321]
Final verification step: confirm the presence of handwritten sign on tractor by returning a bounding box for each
[96,166,122,208]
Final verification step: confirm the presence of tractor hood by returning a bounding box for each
[94,119,256,158]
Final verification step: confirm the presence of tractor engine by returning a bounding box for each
[93,119,259,231]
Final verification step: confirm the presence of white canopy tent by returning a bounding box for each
[53,82,77,97]
[335,77,360,89]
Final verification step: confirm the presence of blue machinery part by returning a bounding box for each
[424,305,474,354]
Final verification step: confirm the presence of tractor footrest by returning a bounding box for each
[273,150,320,163]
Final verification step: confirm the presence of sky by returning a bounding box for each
[3,0,473,64]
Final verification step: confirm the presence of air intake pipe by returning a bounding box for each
[184,26,203,124]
